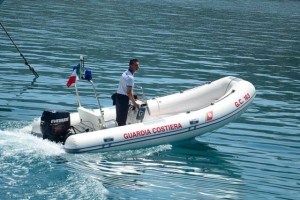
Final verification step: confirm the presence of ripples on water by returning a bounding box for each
[1,0,300,199]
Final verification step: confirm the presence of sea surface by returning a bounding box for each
[0,0,299,199]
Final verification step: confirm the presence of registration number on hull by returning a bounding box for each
[235,93,251,107]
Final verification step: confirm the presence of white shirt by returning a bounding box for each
[117,70,134,95]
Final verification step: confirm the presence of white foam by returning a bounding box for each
[0,122,109,199]
[0,123,65,158]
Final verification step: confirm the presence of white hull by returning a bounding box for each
[32,76,255,153]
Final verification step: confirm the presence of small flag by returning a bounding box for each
[66,69,77,87]
[74,64,81,79]
[66,64,80,87]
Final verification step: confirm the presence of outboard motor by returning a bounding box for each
[40,110,71,143]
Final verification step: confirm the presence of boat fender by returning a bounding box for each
[40,110,71,143]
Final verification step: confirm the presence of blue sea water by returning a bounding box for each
[0,0,300,199]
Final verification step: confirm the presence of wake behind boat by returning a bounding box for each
[31,57,256,153]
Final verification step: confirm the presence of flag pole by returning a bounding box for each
[74,82,81,107]
[74,55,84,107]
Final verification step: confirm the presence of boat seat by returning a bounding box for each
[78,106,102,131]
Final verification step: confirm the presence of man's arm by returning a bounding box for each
[127,86,139,109]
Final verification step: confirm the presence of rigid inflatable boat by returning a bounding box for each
[31,59,256,153]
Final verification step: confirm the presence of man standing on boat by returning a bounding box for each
[115,59,140,126]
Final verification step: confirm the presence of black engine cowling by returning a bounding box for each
[40,110,72,143]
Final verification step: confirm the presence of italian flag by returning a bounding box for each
[66,66,80,87]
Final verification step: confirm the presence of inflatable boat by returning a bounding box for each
[31,59,256,153]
